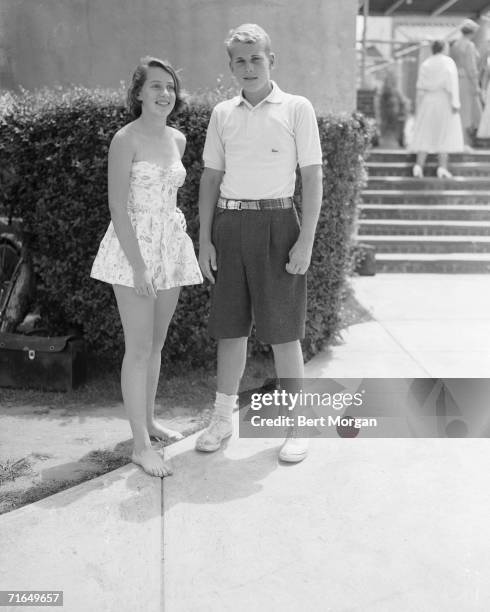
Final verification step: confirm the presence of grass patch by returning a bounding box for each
[84,448,132,471]
[0,457,33,485]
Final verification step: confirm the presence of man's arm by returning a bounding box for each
[286,164,323,275]
[198,167,224,283]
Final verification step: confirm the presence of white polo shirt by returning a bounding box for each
[202,81,322,199]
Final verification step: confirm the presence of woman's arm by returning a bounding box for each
[108,130,156,296]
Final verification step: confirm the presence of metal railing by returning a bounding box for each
[357,25,465,83]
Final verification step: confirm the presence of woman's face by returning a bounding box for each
[138,66,176,117]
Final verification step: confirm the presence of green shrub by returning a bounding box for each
[301,113,371,357]
[0,86,371,366]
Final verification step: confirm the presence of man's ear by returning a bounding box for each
[269,52,276,69]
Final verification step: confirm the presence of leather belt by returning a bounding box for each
[217,197,293,210]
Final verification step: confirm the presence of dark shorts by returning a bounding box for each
[208,207,306,344]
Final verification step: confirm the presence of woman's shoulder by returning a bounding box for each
[167,125,186,145]
[108,123,139,159]
[111,122,139,146]
[167,126,186,156]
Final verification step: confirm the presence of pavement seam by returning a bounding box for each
[353,282,435,377]
[160,476,165,612]
[371,317,433,377]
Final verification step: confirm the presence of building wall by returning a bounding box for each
[0,0,357,114]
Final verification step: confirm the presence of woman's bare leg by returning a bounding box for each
[113,284,170,477]
[146,287,183,441]
[436,153,453,178]
[416,151,427,168]
[438,152,449,169]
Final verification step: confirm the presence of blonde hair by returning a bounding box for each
[224,24,272,56]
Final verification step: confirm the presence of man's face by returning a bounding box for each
[228,40,274,96]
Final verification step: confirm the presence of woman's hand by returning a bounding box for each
[133,266,157,298]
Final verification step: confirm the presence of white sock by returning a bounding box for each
[214,392,238,420]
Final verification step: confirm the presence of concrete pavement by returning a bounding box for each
[0,467,163,612]
[1,274,489,612]
[309,274,490,378]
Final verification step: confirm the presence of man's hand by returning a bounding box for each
[199,242,217,283]
[286,238,313,275]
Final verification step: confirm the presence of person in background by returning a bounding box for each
[450,19,482,148]
[477,45,490,138]
[375,71,409,149]
[411,40,464,179]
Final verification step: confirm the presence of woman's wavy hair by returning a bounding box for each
[127,56,186,119]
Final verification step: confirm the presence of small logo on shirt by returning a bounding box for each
[271,148,279,153]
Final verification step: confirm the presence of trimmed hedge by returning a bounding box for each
[0,86,371,367]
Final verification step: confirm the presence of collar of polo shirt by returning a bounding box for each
[234,80,285,107]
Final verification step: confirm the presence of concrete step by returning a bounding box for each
[373,252,490,273]
[359,235,490,254]
[474,138,490,149]
[368,176,490,190]
[367,162,490,178]
[362,189,490,205]
[359,204,490,221]
[358,219,490,236]
[367,148,490,163]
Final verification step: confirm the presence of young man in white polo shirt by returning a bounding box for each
[196,23,323,462]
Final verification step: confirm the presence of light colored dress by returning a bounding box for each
[90,160,203,290]
[410,53,464,153]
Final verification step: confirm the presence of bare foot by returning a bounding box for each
[131,447,172,478]
[148,421,184,442]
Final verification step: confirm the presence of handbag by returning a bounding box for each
[0,332,87,391]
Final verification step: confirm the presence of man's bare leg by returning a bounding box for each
[195,337,247,452]
[272,340,308,463]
